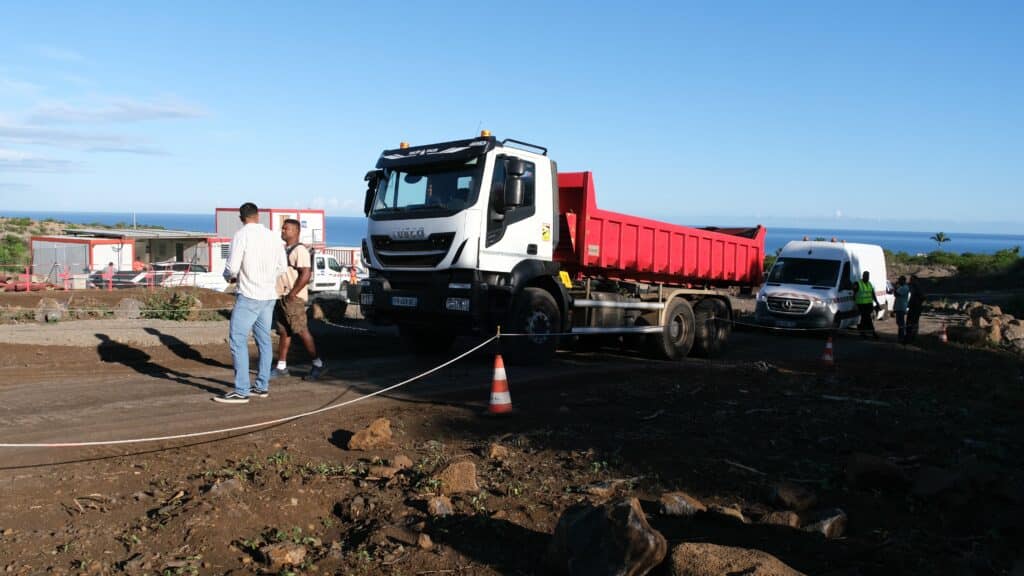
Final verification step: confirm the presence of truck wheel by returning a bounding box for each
[507,287,560,363]
[692,298,731,357]
[654,298,695,360]
[399,324,456,355]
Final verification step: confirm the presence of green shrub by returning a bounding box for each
[0,235,29,266]
[143,291,198,321]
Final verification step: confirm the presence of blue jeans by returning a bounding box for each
[895,310,907,341]
[230,294,276,395]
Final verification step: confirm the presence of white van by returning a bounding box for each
[755,241,893,330]
[309,252,345,293]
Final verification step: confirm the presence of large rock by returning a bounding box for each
[969,304,1002,327]
[347,418,392,451]
[260,543,306,569]
[115,298,143,320]
[761,510,801,528]
[669,542,805,576]
[1002,322,1024,344]
[207,477,244,498]
[34,298,64,323]
[487,443,510,461]
[368,465,400,480]
[769,482,818,512]
[984,323,1002,345]
[392,454,414,469]
[659,492,706,517]
[547,497,667,576]
[847,453,908,491]
[708,504,747,523]
[427,495,454,517]
[802,508,847,539]
[433,461,479,494]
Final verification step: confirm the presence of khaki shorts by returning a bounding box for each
[274,298,308,336]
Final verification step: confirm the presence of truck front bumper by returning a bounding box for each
[359,270,508,329]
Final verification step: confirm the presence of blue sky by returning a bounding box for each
[0,1,1021,232]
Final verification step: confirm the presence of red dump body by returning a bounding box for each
[554,171,766,288]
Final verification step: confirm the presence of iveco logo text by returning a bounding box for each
[392,228,426,240]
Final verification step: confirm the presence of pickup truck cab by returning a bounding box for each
[309,252,345,293]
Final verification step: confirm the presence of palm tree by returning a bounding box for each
[930,232,951,250]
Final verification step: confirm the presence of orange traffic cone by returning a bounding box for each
[488,354,512,414]
[939,325,948,343]
[821,336,835,366]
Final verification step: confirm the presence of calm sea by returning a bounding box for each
[5,211,1023,256]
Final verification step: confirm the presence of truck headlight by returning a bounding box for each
[360,293,374,306]
[757,292,767,302]
[445,297,470,312]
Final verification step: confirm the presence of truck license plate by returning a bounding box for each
[776,320,797,328]
[391,296,418,308]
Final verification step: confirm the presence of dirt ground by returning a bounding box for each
[0,304,1022,575]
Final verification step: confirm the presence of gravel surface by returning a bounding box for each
[0,319,231,347]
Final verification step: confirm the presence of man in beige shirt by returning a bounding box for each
[272,219,325,380]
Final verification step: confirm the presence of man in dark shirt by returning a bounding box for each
[905,275,927,344]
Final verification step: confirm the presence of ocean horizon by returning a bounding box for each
[4,210,1023,256]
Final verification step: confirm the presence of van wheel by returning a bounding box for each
[399,324,456,355]
[652,298,695,360]
[506,287,560,364]
[693,298,732,357]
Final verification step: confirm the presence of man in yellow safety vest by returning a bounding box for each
[854,271,882,339]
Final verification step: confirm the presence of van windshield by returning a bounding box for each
[768,257,841,286]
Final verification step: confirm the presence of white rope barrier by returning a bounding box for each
[0,336,496,449]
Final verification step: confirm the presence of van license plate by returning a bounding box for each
[392,296,418,308]
[776,320,797,328]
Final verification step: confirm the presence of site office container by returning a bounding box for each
[215,208,326,249]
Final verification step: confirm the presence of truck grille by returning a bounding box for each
[766,296,811,314]
[372,233,455,268]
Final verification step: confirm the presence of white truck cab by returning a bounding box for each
[755,241,893,330]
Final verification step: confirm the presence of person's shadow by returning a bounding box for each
[95,334,228,394]
[142,327,232,369]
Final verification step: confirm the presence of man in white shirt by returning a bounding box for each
[214,202,286,404]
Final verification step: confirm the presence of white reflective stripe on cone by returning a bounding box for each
[493,367,506,380]
[490,392,511,404]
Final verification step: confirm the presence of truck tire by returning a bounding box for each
[692,298,731,357]
[654,298,695,360]
[399,324,456,355]
[507,287,560,363]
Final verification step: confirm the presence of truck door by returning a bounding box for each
[479,154,554,273]
[313,255,328,289]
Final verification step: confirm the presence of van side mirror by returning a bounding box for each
[363,170,382,216]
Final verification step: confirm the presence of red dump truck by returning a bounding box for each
[360,133,765,360]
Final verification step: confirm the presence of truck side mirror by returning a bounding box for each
[504,176,524,208]
[363,170,382,216]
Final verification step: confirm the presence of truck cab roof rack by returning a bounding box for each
[500,138,547,156]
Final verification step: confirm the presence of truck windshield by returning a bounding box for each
[371,160,481,220]
[767,257,841,286]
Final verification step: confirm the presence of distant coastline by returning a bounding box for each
[4,210,1023,256]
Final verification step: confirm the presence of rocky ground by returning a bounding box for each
[0,307,1022,575]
